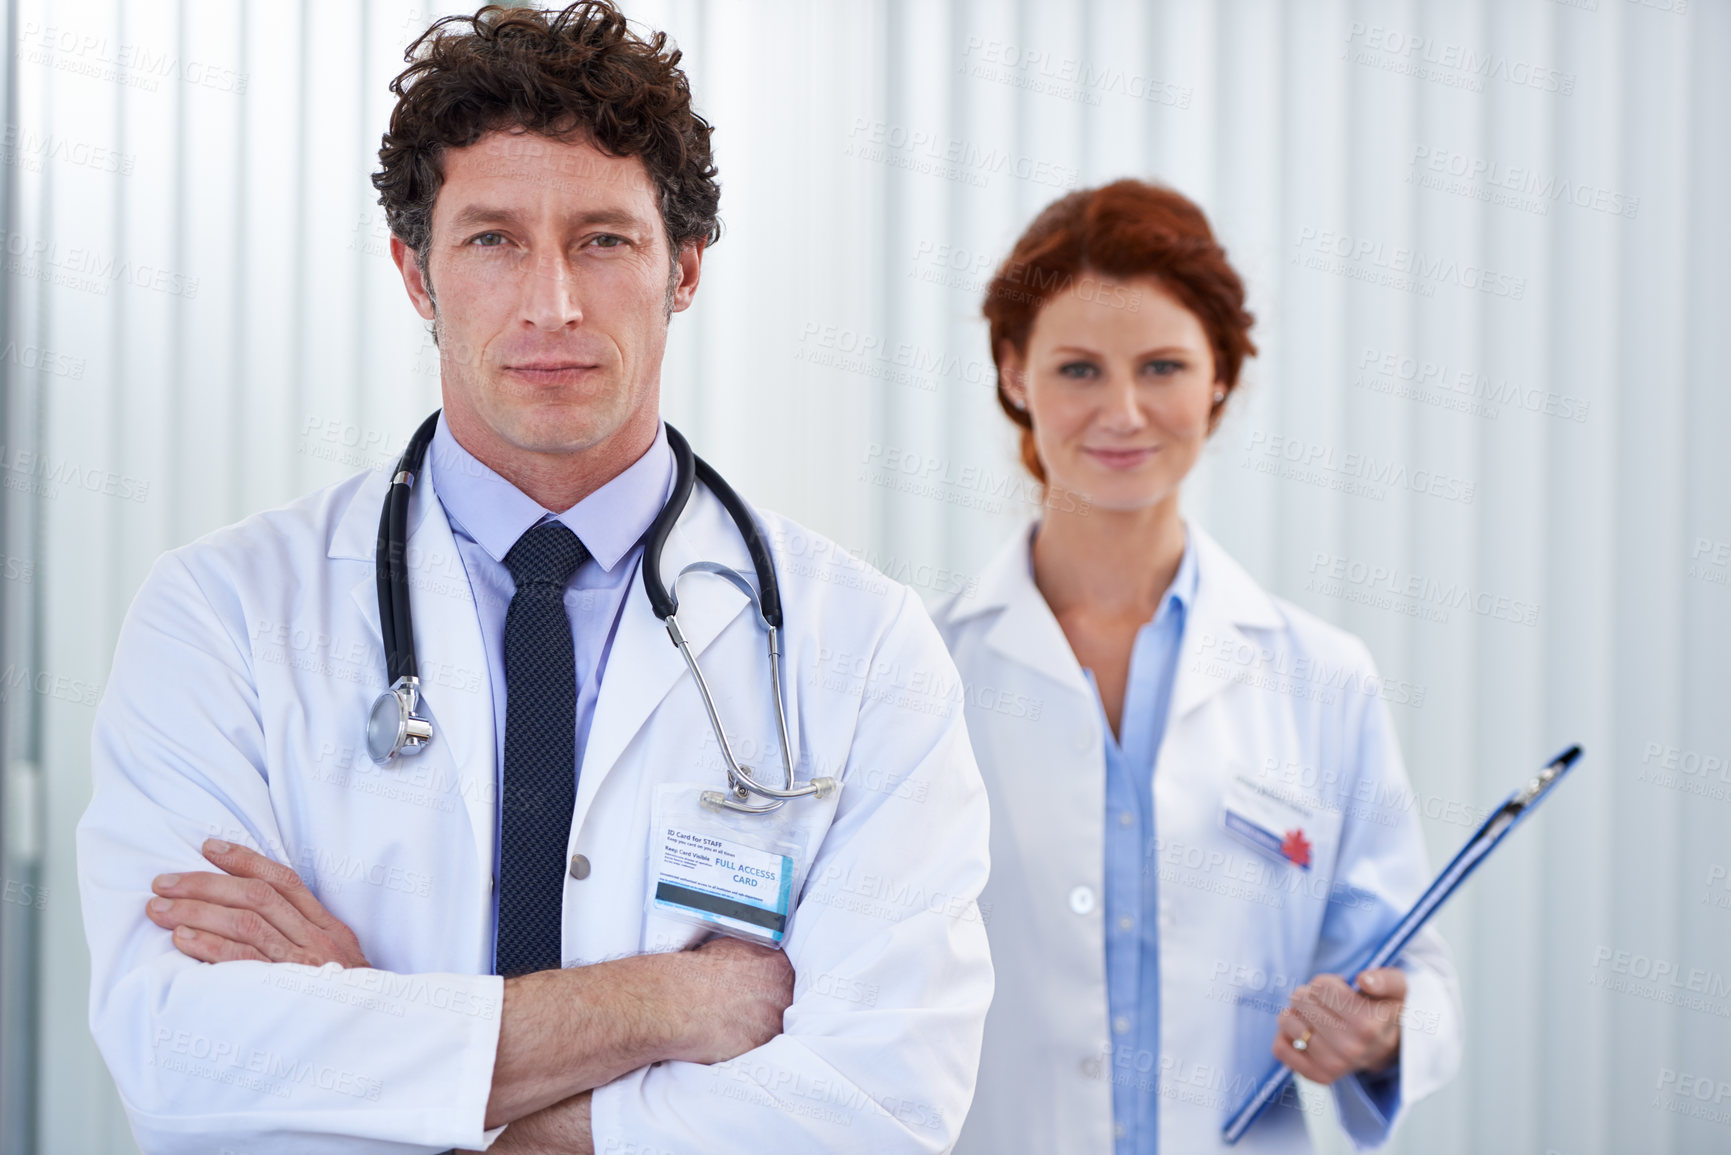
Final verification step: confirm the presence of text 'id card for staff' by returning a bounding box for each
[652,825,795,946]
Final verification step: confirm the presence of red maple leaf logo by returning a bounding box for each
[1280,829,1311,869]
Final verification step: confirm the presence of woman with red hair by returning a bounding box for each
[939,181,1462,1153]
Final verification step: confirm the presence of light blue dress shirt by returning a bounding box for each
[1081,532,1197,1155]
[423,414,673,963]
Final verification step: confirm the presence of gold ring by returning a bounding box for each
[1292,1026,1313,1053]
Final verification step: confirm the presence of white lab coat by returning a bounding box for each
[77,457,993,1154]
[938,524,1461,1154]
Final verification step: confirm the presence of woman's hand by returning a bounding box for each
[1272,968,1405,1085]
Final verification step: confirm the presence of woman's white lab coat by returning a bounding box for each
[938,523,1461,1154]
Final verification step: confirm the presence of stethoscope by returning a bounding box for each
[365,409,837,815]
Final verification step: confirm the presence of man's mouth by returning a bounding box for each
[503,362,599,384]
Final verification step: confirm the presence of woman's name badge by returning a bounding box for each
[1220,773,1314,871]
[651,825,795,945]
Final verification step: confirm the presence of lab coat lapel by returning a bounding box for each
[952,525,1094,702]
[572,487,750,828]
[332,468,498,895]
[1167,524,1285,722]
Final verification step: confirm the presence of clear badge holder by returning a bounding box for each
[646,782,825,949]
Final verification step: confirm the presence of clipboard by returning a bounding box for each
[1222,744,1583,1144]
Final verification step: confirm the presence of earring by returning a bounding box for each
[1213,388,1226,404]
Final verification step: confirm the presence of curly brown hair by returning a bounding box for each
[983,180,1256,482]
[372,1,721,275]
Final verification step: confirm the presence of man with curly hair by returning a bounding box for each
[76,5,992,1152]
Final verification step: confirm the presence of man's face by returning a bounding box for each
[392,129,701,468]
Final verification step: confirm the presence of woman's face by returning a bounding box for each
[1001,275,1220,513]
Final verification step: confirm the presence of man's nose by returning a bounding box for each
[521,250,584,329]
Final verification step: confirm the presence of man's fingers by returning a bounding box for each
[153,867,319,948]
[168,923,272,965]
[147,895,299,962]
[201,839,340,934]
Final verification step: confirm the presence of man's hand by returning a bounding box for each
[481,934,795,1130]
[146,838,369,967]
[663,936,795,1064]
[1273,968,1405,1085]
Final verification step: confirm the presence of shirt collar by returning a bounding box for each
[426,413,674,574]
[1159,526,1199,623]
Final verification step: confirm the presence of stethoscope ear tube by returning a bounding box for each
[378,410,441,683]
[643,425,698,621]
[374,488,399,673]
[646,424,783,631]
[692,453,782,631]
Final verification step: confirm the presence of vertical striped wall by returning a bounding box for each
[1,1,1724,1151]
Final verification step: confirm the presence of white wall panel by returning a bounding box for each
[4,1,1724,1151]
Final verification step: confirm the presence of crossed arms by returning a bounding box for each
[145,837,793,1153]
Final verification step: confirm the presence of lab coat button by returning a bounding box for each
[569,854,591,880]
[1068,885,1096,915]
[1080,1056,1101,1078]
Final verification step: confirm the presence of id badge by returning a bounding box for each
[1220,771,1315,871]
[647,783,817,949]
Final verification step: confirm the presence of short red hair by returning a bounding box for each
[982,179,1256,481]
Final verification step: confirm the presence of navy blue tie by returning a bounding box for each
[495,520,588,978]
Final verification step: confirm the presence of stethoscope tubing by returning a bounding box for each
[370,410,831,811]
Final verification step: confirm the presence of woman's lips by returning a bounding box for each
[1084,446,1158,470]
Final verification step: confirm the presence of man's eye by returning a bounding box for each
[470,232,506,248]
[591,234,625,249]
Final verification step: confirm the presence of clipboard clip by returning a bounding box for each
[1511,744,1580,809]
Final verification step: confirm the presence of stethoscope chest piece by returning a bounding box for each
[367,675,434,764]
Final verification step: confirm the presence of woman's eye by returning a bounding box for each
[1058,361,1097,379]
[1144,359,1184,377]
